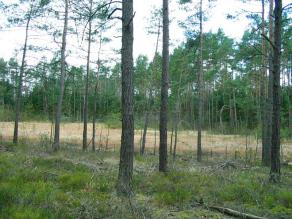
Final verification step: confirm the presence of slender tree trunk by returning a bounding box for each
[92,99,96,151]
[170,122,174,155]
[289,86,292,137]
[233,89,238,130]
[155,19,161,57]
[83,0,93,151]
[229,95,234,129]
[105,125,109,150]
[117,0,134,195]
[154,119,157,155]
[261,0,269,166]
[270,0,282,182]
[159,0,169,172]
[92,33,103,151]
[288,60,292,137]
[141,17,161,156]
[173,68,183,159]
[197,0,203,162]
[141,110,149,155]
[13,13,31,144]
[42,63,49,117]
[208,90,211,130]
[72,73,76,120]
[263,0,274,166]
[173,103,179,160]
[220,105,226,134]
[52,0,69,151]
[141,89,154,155]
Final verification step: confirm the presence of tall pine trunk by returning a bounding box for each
[261,0,270,166]
[197,0,203,162]
[270,0,282,182]
[83,0,93,151]
[117,0,134,195]
[13,13,31,144]
[159,0,169,172]
[288,51,292,137]
[52,0,69,151]
[92,34,103,151]
[263,0,274,166]
[141,18,161,156]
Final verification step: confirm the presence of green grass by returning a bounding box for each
[0,142,291,219]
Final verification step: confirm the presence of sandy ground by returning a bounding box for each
[0,122,291,158]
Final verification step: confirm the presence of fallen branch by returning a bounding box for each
[192,201,266,219]
[209,160,237,173]
[209,206,266,219]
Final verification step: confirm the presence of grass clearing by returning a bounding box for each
[1,122,291,159]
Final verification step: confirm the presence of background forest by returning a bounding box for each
[0,4,291,136]
[0,0,292,218]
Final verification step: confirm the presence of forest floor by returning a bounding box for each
[0,137,292,218]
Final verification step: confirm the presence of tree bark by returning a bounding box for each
[13,12,31,144]
[260,0,267,163]
[117,0,134,195]
[288,64,292,137]
[170,122,174,155]
[270,0,282,182]
[83,0,93,151]
[197,0,203,162]
[159,0,169,172]
[262,0,274,166]
[154,120,157,155]
[261,0,270,166]
[52,0,69,151]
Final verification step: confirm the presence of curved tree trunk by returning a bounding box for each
[13,12,31,144]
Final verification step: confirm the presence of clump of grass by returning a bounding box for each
[7,207,49,219]
[137,171,215,207]
[58,172,91,190]
[276,189,292,208]
[33,157,89,173]
[39,134,51,151]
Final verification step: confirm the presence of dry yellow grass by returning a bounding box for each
[0,122,291,159]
